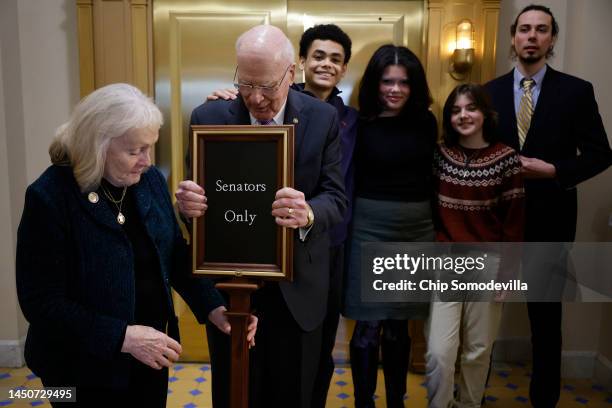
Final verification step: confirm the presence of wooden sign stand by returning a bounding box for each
[215,278,260,408]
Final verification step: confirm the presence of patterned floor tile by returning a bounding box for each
[0,363,610,407]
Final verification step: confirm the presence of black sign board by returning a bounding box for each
[191,125,294,280]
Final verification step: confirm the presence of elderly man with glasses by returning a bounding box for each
[175,25,346,408]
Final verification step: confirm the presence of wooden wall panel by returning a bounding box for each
[425,0,501,125]
[76,0,153,96]
[425,3,444,120]
[93,0,130,88]
[76,0,95,97]
[130,0,151,93]
[481,1,501,83]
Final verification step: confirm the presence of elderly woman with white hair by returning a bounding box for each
[16,83,256,407]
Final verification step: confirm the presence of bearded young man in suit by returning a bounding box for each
[486,5,611,407]
[175,25,346,408]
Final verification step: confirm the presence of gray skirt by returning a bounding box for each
[342,197,434,321]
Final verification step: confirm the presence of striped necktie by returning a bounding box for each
[517,78,535,149]
[257,119,275,125]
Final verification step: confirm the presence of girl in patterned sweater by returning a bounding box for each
[426,83,525,408]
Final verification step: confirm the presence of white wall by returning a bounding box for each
[0,7,23,367]
[563,0,612,369]
[0,0,79,366]
[19,0,81,182]
[0,0,28,368]
[565,0,612,243]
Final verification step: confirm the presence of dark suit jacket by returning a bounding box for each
[292,83,359,246]
[190,88,347,331]
[16,165,224,388]
[486,66,611,241]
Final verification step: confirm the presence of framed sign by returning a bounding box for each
[191,125,294,280]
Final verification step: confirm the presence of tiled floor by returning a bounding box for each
[1,362,611,407]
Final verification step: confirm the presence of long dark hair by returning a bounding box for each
[358,44,432,120]
[442,83,498,147]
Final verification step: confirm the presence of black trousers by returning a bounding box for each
[207,283,323,408]
[350,319,410,408]
[527,302,562,408]
[522,244,567,408]
[311,244,344,408]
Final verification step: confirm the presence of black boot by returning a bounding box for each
[381,320,410,408]
[350,321,381,408]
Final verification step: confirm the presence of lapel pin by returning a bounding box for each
[88,192,99,204]
[292,117,299,124]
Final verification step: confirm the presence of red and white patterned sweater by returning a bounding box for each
[433,142,525,243]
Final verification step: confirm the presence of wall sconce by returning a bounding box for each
[450,19,475,80]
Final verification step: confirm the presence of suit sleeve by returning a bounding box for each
[553,81,612,188]
[184,108,200,181]
[170,235,226,324]
[178,106,205,225]
[16,186,128,361]
[151,167,225,323]
[498,152,525,242]
[497,152,525,281]
[307,110,347,237]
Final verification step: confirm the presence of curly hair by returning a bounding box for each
[299,24,352,64]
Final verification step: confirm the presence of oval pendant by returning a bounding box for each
[117,212,126,225]
[87,192,99,203]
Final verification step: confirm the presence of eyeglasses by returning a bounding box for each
[233,65,292,96]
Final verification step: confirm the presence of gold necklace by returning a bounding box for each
[100,183,128,224]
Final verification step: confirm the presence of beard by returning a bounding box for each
[519,55,544,65]
[514,44,551,65]
[518,53,544,65]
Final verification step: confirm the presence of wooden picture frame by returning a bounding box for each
[191,125,294,280]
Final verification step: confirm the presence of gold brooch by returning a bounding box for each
[87,192,99,203]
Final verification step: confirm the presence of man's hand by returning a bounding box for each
[208,306,258,348]
[271,187,311,229]
[519,156,556,179]
[175,180,208,218]
[206,88,239,102]
[121,325,182,370]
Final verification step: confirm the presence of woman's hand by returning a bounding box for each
[208,306,259,348]
[121,325,182,369]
